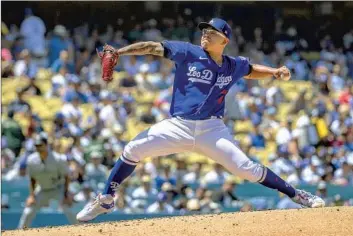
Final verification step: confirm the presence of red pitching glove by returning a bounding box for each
[96,44,119,82]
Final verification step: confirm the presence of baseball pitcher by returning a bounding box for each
[77,18,325,222]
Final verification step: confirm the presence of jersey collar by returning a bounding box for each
[203,49,224,69]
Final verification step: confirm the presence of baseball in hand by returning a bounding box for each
[275,66,291,81]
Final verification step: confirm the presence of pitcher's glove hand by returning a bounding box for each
[97,44,119,82]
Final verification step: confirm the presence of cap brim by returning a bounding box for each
[198,22,220,33]
[198,22,227,38]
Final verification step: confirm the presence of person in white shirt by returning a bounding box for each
[202,163,229,185]
[61,96,83,121]
[132,175,158,199]
[48,67,68,98]
[183,162,203,185]
[276,121,292,145]
[13,49,37,79]
[333,162,353,186]
[99,91,119,127]
[301,158,322,184]
[84,152,108,192]
[18,133,77,229]
[146,192,174,214]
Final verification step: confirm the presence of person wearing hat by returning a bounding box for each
[18,133,77,228]
[77,18,325,222]
[48,25,71,66]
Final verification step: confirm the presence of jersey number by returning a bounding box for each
[217,90,228,104]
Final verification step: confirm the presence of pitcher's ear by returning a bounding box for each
[221,38,229,46]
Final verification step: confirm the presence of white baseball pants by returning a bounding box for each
[122,117,265,182]
[18,186,77,229]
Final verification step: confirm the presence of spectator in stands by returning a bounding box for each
[329,65,345,92]
[73,181,96,204]
[122,55,142,77]
[316,181,328,200]
[2,110,26,157]
[68,136,86,166]
[49,66,68,98]
[119,75,138,91]
[144,156,162,179]
[185,198,201,213]
[13,49,38,79]
[203,163,229,185]
[109,30,128,49]
[114,184,133,213]
[63,74,88,104]
[51,50,75,74]
[8,89,31,115]
[1,48,14,78]
[146,192,175,214]
[140,103,157,125]
[25,107,44,138]
[301,157,322,184]
[48,25,71,66]
[248,125,266,148]
[276,121,292,146]
[183,162,203,185]
[87,53,102,85]
[155,164,177,191]
[98,90,120,128]
[86,28,104,55]
[135,64,156,92]
[212,177,239,207]
[143,19,162,41]
[84,151,108,192]
[61,94,83,122]
[106,123,126,155]
[75,47,91,74]
[128,23,143,42]
[19,8,46,67]
[276,192,302,209]
[131,175,158,205]
[333,162,353,186]
[51,112,70,138]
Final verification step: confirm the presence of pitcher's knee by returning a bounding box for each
[235,160,265,183]
[122,141,144,163]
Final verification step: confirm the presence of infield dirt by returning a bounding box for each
[3,206,353,236]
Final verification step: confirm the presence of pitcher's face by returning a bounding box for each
[201,28,228,51]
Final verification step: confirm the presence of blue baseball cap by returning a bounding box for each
[198,18,232,39]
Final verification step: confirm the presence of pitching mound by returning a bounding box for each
[3,207,353,236]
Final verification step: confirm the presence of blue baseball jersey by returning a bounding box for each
[162,40,251,120]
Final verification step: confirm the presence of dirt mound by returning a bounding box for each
[3,207,353,236]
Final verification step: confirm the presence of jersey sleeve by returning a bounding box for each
[234,56,252,78]
[161,40,189,64]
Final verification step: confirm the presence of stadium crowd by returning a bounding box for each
[2,8,353,214]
